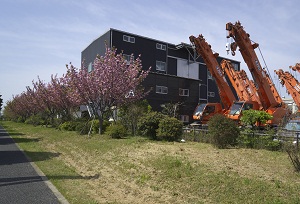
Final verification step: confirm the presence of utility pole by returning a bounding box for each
[0,94,3,118]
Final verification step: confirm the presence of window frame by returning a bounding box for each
[207,70,213,80]
[179,88,189,96]
[156,61,166,71]
[123,54,134,65]
[208,91,215,97]
[179,115,189,123]
[156,85,168,94]
[123,35,135,43]
[156,43,166,51]
[88,62,93,73]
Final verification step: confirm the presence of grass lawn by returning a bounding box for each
[1,121,300,203]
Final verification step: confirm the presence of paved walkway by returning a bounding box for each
[0,125,68,204]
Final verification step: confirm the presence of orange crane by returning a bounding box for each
[239,70,262,107]
[220,59,261,121]
[290,63,300,73]
[226,21,289,126]
[275,69,300,113]
[220,60,262,106]
[189,34,237,124]
[190,34,259,123]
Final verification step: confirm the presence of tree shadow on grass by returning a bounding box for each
[0,135,40,145]
[47,174,100,180]
[13,137,40,143]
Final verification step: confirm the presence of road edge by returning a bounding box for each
[7,130,70,204]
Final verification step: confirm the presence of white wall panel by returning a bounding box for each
[177,59,199,80]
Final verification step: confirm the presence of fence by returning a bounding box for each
[182,125,300,150]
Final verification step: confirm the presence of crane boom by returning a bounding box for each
[226,21,283,110]
[220,59,262,108]
[226,21,289,126]
[190,35,236,110]
[290,63,300,73]
[239,70,262,107]
[275,69,300,112]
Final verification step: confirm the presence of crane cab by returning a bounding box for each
[227,101,260,122]
[193,103,223,124]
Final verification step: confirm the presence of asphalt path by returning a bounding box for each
[0,125,67,204]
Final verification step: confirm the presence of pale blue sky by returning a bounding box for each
[1,0,299,104]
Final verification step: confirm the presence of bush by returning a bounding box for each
[90,120,110,134]
[156,117,183,141]
[24,114,45,126]
[59,121,78,131]
[238,128,282,151]
[241,109,272,128]
[105,124,128,139]
[138,112,165,139]
[208,114,240,148]
[59,119,111,135]
[75,122,90,135]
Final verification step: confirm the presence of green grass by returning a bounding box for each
[1,121,300,203]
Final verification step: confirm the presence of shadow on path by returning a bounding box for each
[0,150,60,165]
[0,174,100,187]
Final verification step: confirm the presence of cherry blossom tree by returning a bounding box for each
[47,74,80,121]
[65,46,150,134]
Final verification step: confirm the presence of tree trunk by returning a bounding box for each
[99,118,103,134]
[97,113,103,135]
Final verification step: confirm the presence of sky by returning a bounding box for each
[1,0,300,106]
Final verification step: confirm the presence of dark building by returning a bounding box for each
[81,29,240,123]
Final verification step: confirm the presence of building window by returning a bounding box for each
[207,70,213,80]
[88,62,93,73]
[179,115,189,123]
[156,86,168,94]
[232,63,239,71]
[123,35,135,43]
[123,54,134,65]
[179,88,189,96]
[156,43,166,50]
[156,61,166,71]
[208,91,215,97]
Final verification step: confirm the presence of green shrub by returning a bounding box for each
[265,139,282,151]
[238,129,282,151]
[59,121,79,131]
[59,121,72,131]
[138,112,165,139]
[59,119,110,135]
[156,116,183,141]
[17,116,25,123]
[105,124,128,139]
[24,114,45,126]
[75,122,89,135]
[208,114,240,148]
[90,120,110,134]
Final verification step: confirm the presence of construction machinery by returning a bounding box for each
[290,63,300,73]
[239,70,262,107]
[220,59,261,121]
[221,60,262,106]
[190,34,259,123]
[190,34,236,124]
[226,21,289,126]
[275,69,300,113]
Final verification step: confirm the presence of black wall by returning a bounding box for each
[111,30,167,72]
[81,30,110,68]
[142,73,200,117]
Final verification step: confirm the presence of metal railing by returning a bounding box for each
[182,126,300,149]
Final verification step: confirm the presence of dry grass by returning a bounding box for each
[2,121,300,203]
